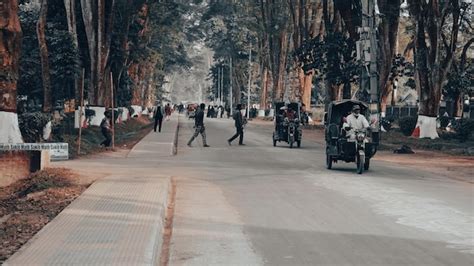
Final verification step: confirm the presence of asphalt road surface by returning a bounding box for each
[158,115,473,266]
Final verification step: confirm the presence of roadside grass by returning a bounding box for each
[63,116,153,158]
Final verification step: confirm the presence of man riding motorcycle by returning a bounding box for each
[343,105,370,140]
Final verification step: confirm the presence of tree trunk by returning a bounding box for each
[81,0,98,105]
[129,63,141,105]
[297,68,313,107]
[37,0,51,112]
[112,0,134,106]
[377,0,401,112]
[289,0,320,108]
[259,66,268,109]
[342,81,351,99]
[64,0,80,106]
[0,0,23,143]
[274,30,289,102]
[98,0,115,106]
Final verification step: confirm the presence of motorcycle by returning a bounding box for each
[353,129,370,174]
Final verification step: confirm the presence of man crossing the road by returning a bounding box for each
[187,103,210,147]
[228,104,245,146]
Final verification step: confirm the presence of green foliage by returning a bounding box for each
[18,4,42,103]
[18,3,80,109]
[117,73,133,107]
[18,112,51,143]
[47,27,81,103]
[399,116,418,136]
[451,119,474,142]
[294,32,360,87]
[443,64,473,100]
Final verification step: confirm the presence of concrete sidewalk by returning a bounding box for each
[6,114,180,265]
[129,115,180,158]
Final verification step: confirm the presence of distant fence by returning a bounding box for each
[386,106,418,119]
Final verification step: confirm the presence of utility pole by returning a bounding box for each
[220,66,224,106]
[230,57,233,116]
[247,44,252,119]
[358,0,380,136]
[217,67,220,104]
[77,69,85,155]
[110,73,115,151]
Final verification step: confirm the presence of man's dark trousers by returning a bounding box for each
[154,118,163,132]
[101,129,112,147]
[229,126,244,144]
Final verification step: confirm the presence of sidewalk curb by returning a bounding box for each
[152,176,173,265]
[172,115,180,156]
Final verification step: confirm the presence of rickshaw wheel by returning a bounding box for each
[357,154,364,174]
[364,159,370,170]
[326,154,332,169]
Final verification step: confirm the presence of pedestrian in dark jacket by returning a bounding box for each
[154,106,163,132]
[228,104,245,145]
[100,111,112,147]
[187,103,209,147]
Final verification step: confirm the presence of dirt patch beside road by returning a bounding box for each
[0,168,87,263]
[375,151,474,183]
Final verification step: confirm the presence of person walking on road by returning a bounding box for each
[165,103,172,121]
[228,104,245,146]
[154,105,163,132]
[100,111,112,147]
[187,103,210,147]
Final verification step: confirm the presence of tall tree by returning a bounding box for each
[288,0,323,107]
[407,0,462,138]
[37,0,51,112]
[80,0,115,105]
[377,0,401,112]
[0,0,23,143]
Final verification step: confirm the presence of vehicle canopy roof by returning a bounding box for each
[327,100,369,125]
[274,102,301,117]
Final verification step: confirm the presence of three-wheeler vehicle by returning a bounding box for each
[324,100,379,174]
[273,102,303,148]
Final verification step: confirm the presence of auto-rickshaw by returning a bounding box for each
[324,100,379,174]
[272,102,302,148]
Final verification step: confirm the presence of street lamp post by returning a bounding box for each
[230,57,233,116]
[221,65,224,106]
[358,0,380,135]
[247,44,252,119]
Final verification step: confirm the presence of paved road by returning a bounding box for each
[155,115,473,266]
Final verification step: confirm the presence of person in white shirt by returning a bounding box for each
[343,105,370,140]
